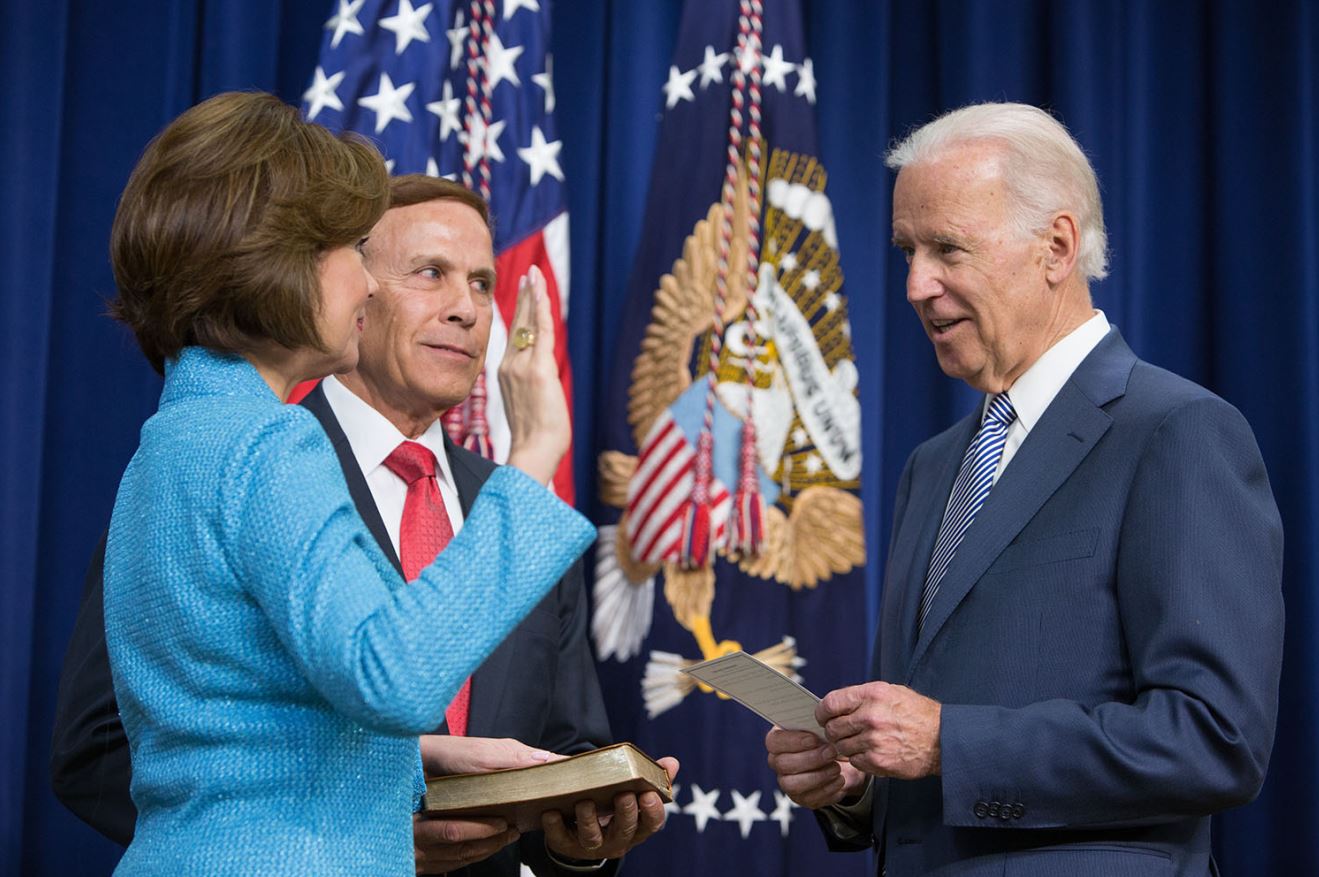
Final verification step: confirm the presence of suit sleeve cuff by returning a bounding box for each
[816,778,875,845]
[543,841,608,872]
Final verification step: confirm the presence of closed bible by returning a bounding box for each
[421,743,673,831]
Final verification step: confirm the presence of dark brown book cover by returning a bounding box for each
[421,742,674,832]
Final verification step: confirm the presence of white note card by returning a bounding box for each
[680,651,826,738]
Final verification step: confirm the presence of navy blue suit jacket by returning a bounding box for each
[51,383,613,877]
[829,330,1284,876]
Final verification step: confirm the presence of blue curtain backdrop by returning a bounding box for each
[2,0,1314,873]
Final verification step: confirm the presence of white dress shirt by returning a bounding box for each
[990,310,1111,482]
[320,375,465,557]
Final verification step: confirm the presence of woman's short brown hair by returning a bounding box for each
[110,91,389,373]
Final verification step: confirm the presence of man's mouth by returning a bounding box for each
[422,342,475,359]
[929,317,966,335]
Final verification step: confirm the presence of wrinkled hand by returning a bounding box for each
[413,814,518,875]
[541,756,679,861]
[816,682,941,780]
[765,728,867,810]
[420,735,562,777]
[500,265,570,486]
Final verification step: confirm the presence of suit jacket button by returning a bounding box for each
[987,801,1001,818]
[973,801,989,818]
[1011,803,1026,819]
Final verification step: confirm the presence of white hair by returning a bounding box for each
[886,103,1109,282]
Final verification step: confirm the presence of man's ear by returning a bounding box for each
[1043,212,1080,285]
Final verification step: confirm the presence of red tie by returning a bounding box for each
[382,440,471,736]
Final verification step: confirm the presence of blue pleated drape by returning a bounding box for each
[2,1,1314,874]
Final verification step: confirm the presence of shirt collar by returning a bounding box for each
[987,310,1111,432]
[320,375,456,489]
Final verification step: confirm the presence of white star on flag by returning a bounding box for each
[379,0,433,55]
[303,66,344,120]
[724,790,768,839]
[532,56,556,114]
[761,44,794,91]
[446,12,468,69]
[503,0,540,19]
[698,45,728,87]
[517,125,564,185]
[804,454,824,475]
[795,57,817,104]
[460,115,507,163]
[358,72,415,134]
[779,252,798,272]
[802,268,821,290]
[791,427,809,446]
[325,0,365,49]
[682,784,723,833]
[484,31,524,90]
[770,792,797,837]
[662,65,697,109]
[425,80,462,141]
[824,291,841,312]
[735,40,761,75]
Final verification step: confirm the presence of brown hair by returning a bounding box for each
[387,174,491,230]
[110,91,389,373]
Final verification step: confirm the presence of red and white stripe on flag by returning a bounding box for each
[625,408,731,564]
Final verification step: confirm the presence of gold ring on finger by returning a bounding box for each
[512,327,536,350]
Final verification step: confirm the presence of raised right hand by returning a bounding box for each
[765,728,868,810]
[500,265,570,486]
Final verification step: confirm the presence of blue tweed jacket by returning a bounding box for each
[103,348,595,876]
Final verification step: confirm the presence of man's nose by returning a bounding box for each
[906,254,942,304]
[441,282,478,326]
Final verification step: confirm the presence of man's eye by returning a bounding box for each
[354,237,369,255]
[472,278,492,295]
[419,267,441,280]
[937,242,962,256]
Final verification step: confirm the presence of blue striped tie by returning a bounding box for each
[918,393,1018,631]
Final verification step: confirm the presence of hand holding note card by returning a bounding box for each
[680,651,826,738]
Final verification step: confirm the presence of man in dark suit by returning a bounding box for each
[764,103,1284,876]
[52,175,674,875]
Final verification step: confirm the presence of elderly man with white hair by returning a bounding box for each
[764,102,1284,876]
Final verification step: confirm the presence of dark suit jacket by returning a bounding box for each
[822,330,1284,876]
[51,383,614,877]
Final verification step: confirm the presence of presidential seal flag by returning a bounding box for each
[591,1,868,874]
[299,0,574,500]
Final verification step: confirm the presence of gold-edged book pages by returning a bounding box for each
[422,742,673,832]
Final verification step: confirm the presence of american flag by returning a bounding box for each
[301,0,574,501]
[625,407,732,565]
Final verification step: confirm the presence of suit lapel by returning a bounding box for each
[905,329,1136,678]
[888,415,978,680]
[300,384,404,577]
[442,437,514,738]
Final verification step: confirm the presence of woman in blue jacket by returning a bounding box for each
[101,91,593,875]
